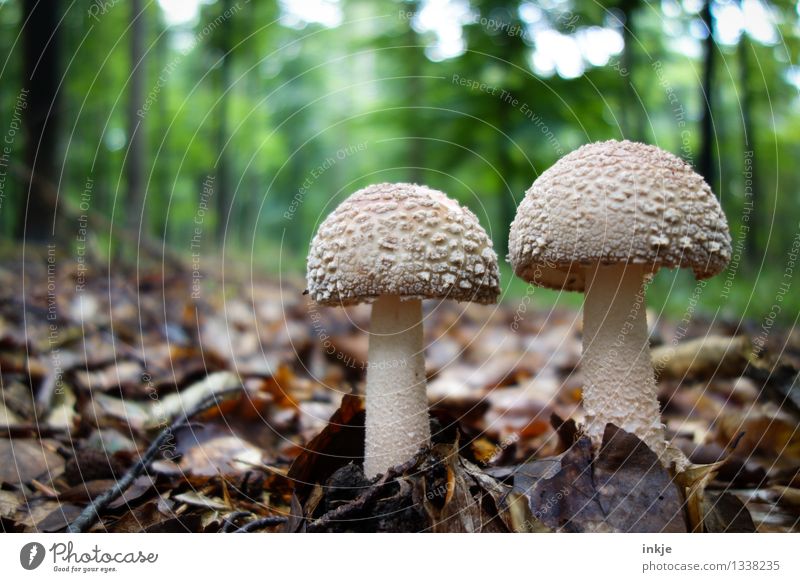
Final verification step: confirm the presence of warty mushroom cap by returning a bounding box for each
[508,140,732,292]
[307,182,500,306]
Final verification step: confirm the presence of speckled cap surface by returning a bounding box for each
[508,140,732,291]
[307,183,500,306]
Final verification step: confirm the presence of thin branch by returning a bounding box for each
[221,511,252,532]
[232,516,287,533]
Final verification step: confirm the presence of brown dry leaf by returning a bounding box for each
[0,401,22,426]
[652,335,753,381]
[0,352,46,378]
[56,476,153,510]
[425,335,463,374]
[258,364,312,409]
[45,383,78,430]
[0,489,22,519]
[0,438,65,484]
[74,361,144,392]
[13,499,82,532]
[513,426,687,532]
[143,343,228,388]
[201,312,281,376]
[328,333,367,369]
[701,491,756,532]
[733,488,799,532]
[173,491,230,511]
[150,371,241,426]
[483,376,559,439]
[288,393,365,502]
[0,379,35,421]
[72,333,119,367]
[772,486,800,508]
[85,393,151,430]
[109,476,156,509]
[84,428,138,454]
[675,457,729,533]
[716,409,800,460]
[427,364,488,408]
[57,479,119,504]
[110,498,201,533]
[154,429,265,477]
[504,490,551,532]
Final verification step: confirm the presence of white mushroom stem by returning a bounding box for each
[581,262,666,457]
[364,294,430,477]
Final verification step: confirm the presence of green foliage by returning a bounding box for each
[1,0,798,320]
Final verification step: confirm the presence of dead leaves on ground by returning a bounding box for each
[0,257,798,532]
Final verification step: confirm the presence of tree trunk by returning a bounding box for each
[405,4,425,185]
[154,23,170,240]
[698,0,716,190]
[737,16,759,265]
[17,0,62,240]
[126,0,146,237]
[619,0,642,141]
[492,3,526,258]
[215,0,233,244]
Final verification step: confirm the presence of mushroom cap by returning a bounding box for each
[508,140,732,291]
[307,182,500,306]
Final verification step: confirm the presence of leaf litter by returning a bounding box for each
[0,256,797,532]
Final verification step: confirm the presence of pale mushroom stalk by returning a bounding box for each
[581,263,665,456]
[364,295,429,478]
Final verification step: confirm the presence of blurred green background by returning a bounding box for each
[1,0,798,320]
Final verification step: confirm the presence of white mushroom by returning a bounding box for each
[508,140,732,459]
[308,183,500,477]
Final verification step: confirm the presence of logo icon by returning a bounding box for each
[19,542,46,570]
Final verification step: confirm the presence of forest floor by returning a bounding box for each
[0,250,798,533]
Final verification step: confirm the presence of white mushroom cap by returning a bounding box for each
[307,183,500,306]
[508,140,732,291]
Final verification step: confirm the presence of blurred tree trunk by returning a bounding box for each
[125,0,146,237]
[737,9,760,264]
[496,86,515,257]
[698,0,716,190]
[215,0,233,244]
[153,24,170,239]
[405,1,424,184]
[619,0,642,141]
[17,0,62,240]
[492,3,527,257]
[239,68,258,250]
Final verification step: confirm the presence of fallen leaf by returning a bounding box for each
[0,439,65,484]
[173,491,230,511]
[514,425,687,532]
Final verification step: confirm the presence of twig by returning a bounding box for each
[232,516,288,533]
[221,511,252,532]
[67,386,243,533]
[1,424,70,439]
[305,449,425,533]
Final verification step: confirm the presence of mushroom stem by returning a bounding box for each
[364,294,430,477]
[581,262,666,456]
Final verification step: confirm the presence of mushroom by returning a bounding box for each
[508,140,731,458]
[307,183,500,477]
